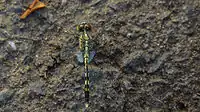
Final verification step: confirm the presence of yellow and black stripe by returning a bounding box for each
[77,22,92,108]
[84,38,90,108]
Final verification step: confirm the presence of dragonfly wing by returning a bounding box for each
[88,51,96,63]
[76,51,84,63]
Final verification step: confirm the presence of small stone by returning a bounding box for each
[61,0,67,5]
[7,41,17,51]
[126,33,133,38]
[126,32,140,40]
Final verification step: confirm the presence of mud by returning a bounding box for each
[0,0,200,111]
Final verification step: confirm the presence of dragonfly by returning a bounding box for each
[76,22,96,108]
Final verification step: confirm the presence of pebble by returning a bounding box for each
[61,0,67,6]
[126,33,133,38]
[8,41,17,50]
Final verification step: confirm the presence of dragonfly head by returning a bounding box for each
[77,22,92,32]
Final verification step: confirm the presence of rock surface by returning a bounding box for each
[0,0,200,111]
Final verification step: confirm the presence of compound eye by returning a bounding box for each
[80,24,84,28]
[78,24,84,32]
[85,24,91,31]
[81,22,86,25]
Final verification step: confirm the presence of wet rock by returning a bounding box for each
[0,88,15,106]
